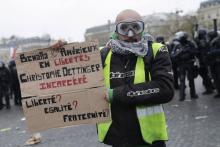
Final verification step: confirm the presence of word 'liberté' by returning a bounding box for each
[25,96,57,108]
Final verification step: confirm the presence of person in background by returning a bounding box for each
[0,61,11,109]
[207,31,220,98]
[194,29,214,95]
[171,31,198,101]
[155,36,165,45]
[8,60,22,106]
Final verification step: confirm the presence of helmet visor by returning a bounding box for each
[116,21,144,36]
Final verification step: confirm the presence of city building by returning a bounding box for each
[197,0,220,29]
[84,20,114,47]
[143,12,181,40]
[0,34,53,62]
[84,13,180,46]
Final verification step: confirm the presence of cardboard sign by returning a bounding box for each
[15,41,110,132]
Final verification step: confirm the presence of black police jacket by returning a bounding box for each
[194,38,209,62]
[171,40,197,65]
[209,36,220,57]
[0,66,11,91]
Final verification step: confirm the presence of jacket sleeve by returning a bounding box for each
[190,41,199,57]
[112,46,174,106]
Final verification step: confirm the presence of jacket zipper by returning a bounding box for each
[124,60,130,69]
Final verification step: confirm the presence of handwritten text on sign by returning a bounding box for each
[15,41,110,132]
[22,87,110,132]
[16,42,104,97]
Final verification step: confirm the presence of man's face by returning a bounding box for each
[116,20,144,42]
[115,9,144,42]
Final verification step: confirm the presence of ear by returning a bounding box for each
[141,32,144,38]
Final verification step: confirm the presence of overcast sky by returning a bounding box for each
[0,0,205,41]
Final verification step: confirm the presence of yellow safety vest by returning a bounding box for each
[97,43,168,144]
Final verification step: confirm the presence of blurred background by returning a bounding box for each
[1,1,220,147]
[1,0,219,61]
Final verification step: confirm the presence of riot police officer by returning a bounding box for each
[194,29,214,94]
[0,61,11,109]
[207,31,220,98]
[8,60,22,105]
[155,36,165,45]
[169,38,181,89]
[171,31,199,101]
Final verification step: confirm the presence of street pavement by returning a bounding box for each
[0,77,220,147]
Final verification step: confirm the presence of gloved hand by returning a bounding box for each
[105,88,113,103]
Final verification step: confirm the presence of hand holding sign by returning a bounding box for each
[51,40,67,50]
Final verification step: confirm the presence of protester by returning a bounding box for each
[98,9,174,147]
[52,9,174,147]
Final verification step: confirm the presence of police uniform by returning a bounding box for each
[208,34,220,98]
[0,61,11,109]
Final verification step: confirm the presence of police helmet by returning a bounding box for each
[174,31,188,43]
[155,36,165,44]
[197,29,207,39]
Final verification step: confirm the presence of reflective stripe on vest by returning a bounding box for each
[97,43,168,144]
[97,50,112,142]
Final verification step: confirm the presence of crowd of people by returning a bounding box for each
[155,28,220,101]
[0,59,21,110]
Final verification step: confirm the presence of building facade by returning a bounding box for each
[0,35,53,62]
[84,20,114,47]
[197,0,220,29]
[84,13,179,46]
